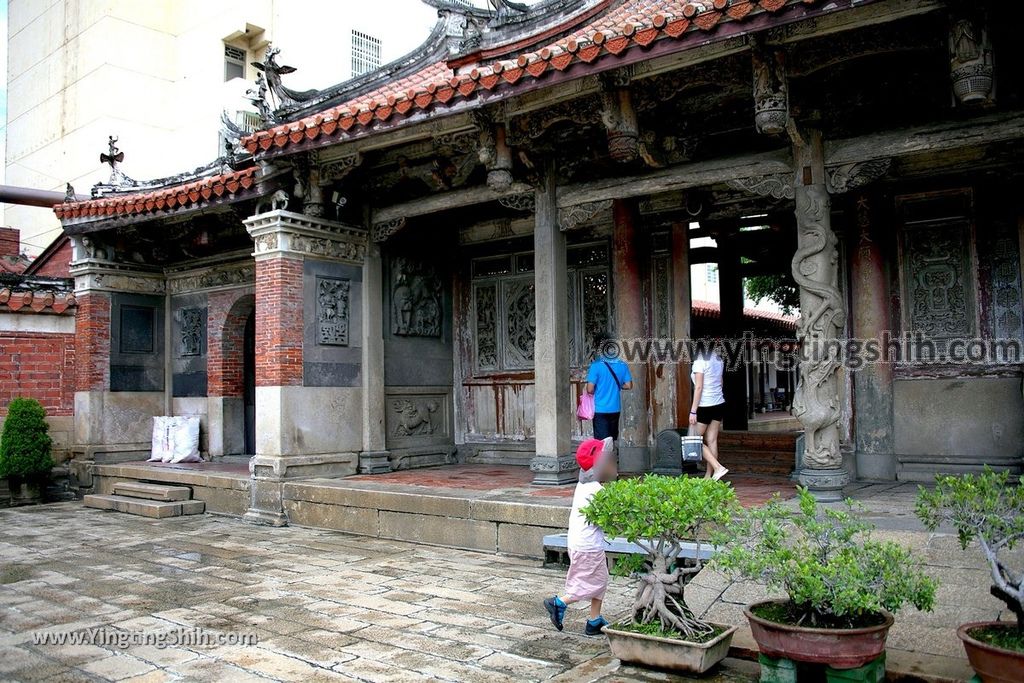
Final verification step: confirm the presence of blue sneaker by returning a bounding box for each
[543,596,566,631]
[584,616,608,637]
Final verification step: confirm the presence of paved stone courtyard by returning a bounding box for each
[0,503,758,682]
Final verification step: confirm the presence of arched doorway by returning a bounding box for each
[243,310,256,455]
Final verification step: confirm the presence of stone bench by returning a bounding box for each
[542,533,717,568]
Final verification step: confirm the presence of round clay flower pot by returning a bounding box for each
[744,599,894,670]
[958,621,1024,683]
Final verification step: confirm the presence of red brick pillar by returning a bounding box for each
[244,209,368,526]
[74,293,111,393]
[254,257,304,387]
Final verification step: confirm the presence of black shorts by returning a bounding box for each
[593,412,620,440]
[696,402,726,425]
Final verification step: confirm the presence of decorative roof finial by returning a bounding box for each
[99,136,124,183]
[250,45,320,119]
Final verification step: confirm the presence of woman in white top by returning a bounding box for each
[689,347,729,481]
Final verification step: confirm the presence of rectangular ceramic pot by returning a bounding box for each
[604,621,738,673]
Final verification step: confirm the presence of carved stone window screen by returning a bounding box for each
[469,242,610,374]
[896,190,979,353]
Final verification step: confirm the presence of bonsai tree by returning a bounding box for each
[582,475,739,640]
[0,398,54,481]
[916,468,1024,634]
[714,488,936,628]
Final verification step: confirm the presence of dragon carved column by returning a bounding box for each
[789,126,849,501]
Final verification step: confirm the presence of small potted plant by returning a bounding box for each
[916,468,1024,683]
[0,398,54,505]
[714,488,936,673]
[582,475,740,673]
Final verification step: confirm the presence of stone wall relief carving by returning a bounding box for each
[179,308,205,357]
[391,257,443,337]
[316,277,351,346]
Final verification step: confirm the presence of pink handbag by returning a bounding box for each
[577,392,595,420]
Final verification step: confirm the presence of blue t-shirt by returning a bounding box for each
[586,356,632,414]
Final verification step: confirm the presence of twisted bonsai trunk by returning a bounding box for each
[632,554,713,640]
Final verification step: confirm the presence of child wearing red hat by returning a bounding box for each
[543,436,617,637]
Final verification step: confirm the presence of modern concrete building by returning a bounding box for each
[2,0,438,255]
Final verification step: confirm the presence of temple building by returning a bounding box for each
[49,0,1024,523]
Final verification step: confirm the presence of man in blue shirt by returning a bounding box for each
[585,332,633,441]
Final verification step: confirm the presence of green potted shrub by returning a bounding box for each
[0,398,54,505]
[714,488,936,674]
[916,468,1024,683]
[582,475,740,673]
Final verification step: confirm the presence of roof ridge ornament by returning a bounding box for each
[248,45,321,124]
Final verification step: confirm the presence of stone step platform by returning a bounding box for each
[83,493,205,519]
[111,481,191,501]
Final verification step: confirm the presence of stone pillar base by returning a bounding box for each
[530,455,578,486]
[797,468,850,503]
[358,450,392,474]
[244,453,358,525]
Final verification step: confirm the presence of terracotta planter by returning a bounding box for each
[744,599,894,670]
[604,621,737,674]
[959,621,1024,683]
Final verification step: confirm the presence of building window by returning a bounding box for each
[224,44,247,81]
[351,30,381,77]
[706,264,718,284]
[470,243,611,373]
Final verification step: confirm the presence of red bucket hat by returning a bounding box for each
[575,438,605,472]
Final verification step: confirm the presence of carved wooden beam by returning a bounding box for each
[372,181,532,224]
[557,149,792,208]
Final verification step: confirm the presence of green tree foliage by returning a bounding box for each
[745,273,800,315]
[714,488,936,627]
[916,468,1024,630]
[583,475,740,639]
[0,398,54,480]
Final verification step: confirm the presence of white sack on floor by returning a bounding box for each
[169,416,202,463]
[148,417,172,462]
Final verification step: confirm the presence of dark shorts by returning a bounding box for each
[593,412,620,440]
[696,402,726,425]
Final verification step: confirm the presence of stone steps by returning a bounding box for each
[84,481,205,519]
[112,481,191,501]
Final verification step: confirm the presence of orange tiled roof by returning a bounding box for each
[242,0,821,155]
[0,255,31,275]
[692,298,799,330]
[54,166,259,222]
[0,288,76,314]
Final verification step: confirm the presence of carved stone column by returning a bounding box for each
[851,195,896,480]
[68,236,168,488]
[790,128,849,500]
[531,166,575,485]
[243,209,368,525]
[359,240,390,473]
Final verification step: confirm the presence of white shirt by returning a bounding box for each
[691,352,725,407]
[567,481,606,552]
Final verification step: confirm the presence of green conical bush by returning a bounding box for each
[0,398,54,480]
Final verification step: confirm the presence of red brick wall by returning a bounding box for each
[0,331,76,416]
[208,291,254,397]
[29,239,73,278]
[74,293,111,392]
[0,228,19,258]
[255,256,303,386]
